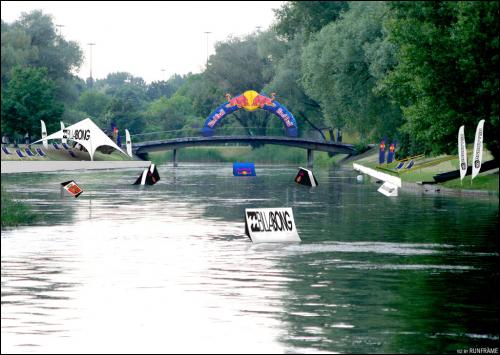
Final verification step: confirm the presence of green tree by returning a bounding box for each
[1,10,83,103]
[301,1,402,141]
[1,66,63,138]
[103,85,147,134]
[77,90,111,121]
[273,1,349,40]
[382,1,499,159]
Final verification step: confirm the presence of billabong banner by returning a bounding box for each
[245,208,300,243]
[471,119,485,181]
[458,126,467,181]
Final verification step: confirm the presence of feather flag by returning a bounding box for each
[458,126,467,181]
[471,120,485,181]
[40,120,48,149]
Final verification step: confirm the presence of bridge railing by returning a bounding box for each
[127,127,322,144]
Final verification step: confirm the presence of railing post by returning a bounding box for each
[307,149,314,169]
[173,149,178,167]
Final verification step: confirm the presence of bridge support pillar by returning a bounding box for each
[173,149,178,167]
[307,149,314,169]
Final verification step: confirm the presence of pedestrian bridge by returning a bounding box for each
[132,135,358,168]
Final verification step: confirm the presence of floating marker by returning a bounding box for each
[295,167,318,187]
[61,180,83,198]
[377,181,398,197]
[233,162,256,176]
[133,164,160,185]
[244,208,301,243]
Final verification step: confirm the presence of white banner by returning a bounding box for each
[245,208,300,243]
[471,119,485,180]
[40,120,48,149]
[126,129,132,157]
[458,125,467,181]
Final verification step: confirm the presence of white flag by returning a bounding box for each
[458,126,467,181]
[471,119,485,180]
[125,129,132,157]
[40,120,48,149]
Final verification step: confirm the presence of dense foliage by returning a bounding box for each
[1,2,498,160]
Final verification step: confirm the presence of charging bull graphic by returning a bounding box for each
[202,90,298,137]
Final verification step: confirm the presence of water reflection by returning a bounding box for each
[1,164,498,353]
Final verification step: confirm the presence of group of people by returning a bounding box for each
[1,132,31,146]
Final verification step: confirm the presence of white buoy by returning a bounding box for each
[356,175,363,182]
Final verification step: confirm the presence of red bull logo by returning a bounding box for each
[225,94,249,108]
[253,93,276,108]
[225,90,276,111]
[389,144,395,153]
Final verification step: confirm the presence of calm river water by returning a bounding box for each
[1,164,498,353]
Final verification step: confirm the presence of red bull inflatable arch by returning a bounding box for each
[202,90,298,137]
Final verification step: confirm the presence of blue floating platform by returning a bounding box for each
[233,162,256,176]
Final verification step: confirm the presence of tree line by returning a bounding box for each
[1,2,498,160]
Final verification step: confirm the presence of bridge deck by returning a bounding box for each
[133,135,358,155]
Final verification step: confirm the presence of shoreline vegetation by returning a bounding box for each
[1,186,37,228]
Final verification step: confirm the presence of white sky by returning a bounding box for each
[1,1,284,83]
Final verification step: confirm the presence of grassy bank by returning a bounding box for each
[1,186,37,228]
[352,146,499,192]
[148,145,345,168]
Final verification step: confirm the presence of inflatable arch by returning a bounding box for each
[202,90,298,137]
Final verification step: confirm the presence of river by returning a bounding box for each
[1,164,498,353]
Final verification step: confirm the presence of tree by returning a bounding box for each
[301,1,402,141]
[382,1,499,159]
[273,1,349,40]
[1,10,83,103]
[1,66,63,139]
[262,33,326,138]
[146,74,188,101]
[77,91,111,121]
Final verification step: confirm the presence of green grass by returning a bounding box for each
[442,174,499,192]
[1,186,38,228]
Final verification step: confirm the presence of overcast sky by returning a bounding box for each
[1,1,284,83]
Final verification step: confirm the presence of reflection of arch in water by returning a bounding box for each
[202,90,298,137]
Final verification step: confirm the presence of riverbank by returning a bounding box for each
[1,186,37,228]
[1,143,150,173]
[350,147,499,198]
[1,160,151,174]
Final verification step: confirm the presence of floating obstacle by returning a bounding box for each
[233,162,256,176]
[134,164,160,185]
[295,167,318,187]
[244,207,300,243]
[61,180,83,198]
